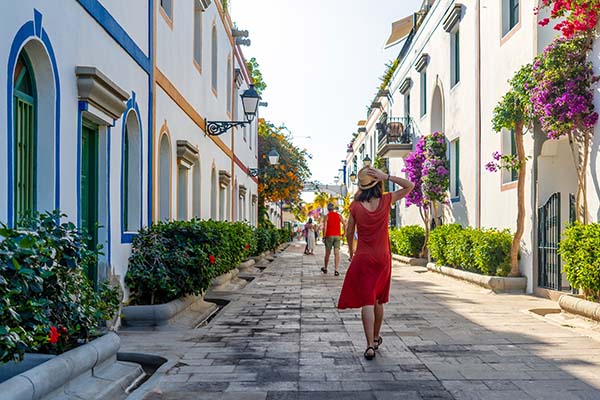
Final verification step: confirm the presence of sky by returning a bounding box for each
[231,0,423,187]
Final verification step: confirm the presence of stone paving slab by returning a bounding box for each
[121,241,600,400]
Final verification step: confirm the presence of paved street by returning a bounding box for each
[121,241,600,400]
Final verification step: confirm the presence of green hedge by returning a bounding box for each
[125,220,287,306]
[389,225,425,258]
[126,220,258,305]
[429,225,512,277]
[559,223,600,302]
[0,211,118,364]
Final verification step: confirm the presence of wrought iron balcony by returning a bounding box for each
[377,116,414,159]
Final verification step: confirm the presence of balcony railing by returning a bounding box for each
[377,116,414,159]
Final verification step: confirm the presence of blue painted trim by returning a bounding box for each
[6,10,61,227]
[451,196,460,203]
[76,101,88,227]
[120,93,143,243]
[107,126,112,265]
[76,0,151,74]
[147,0,154,227]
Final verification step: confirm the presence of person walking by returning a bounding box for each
[321,203,346,276]
[304,218,316,255]
[337,166,414,360]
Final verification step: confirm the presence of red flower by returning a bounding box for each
[539,17,550,26]
[209,254,216,265]
[58,325,68,335]
[48,326,59,344]
[244,244,250,250]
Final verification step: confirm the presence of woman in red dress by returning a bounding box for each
[338,166,414,360]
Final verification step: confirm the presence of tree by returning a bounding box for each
[257,119,311,217]
[529,34,599,224]
[403,132,450,257]
[488,64,534,277]
[246,57,267,96]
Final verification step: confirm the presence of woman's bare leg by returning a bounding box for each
[374,300,384,341]
[361,305,375,356]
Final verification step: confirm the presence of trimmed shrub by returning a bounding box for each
[389,225,425,258]
[472,228,512,276]
[429,224,512,277]
[429,224,463,266]
[126,220,257,305]
[559,223,600,302]
[0,211,117,363]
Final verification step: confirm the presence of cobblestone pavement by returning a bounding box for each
[121,241,600,400]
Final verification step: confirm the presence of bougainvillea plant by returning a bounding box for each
[402,131,449,256]
[421,131,450,209]
[529,33,599,223]
[537,0,600,38]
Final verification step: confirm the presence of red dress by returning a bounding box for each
[338,193,392,309]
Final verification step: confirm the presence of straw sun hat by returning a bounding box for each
[357,166,384,190]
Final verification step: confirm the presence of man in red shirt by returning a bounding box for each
[321,203,346,276]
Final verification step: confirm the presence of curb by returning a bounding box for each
[0,333,142,400]
[122,295,202,327]
[558,295,600,322]
[392,254,428,266]
[427,262,527,293]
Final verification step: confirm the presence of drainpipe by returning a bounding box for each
[475,0,482,228]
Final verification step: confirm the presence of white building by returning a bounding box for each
[347,0,600,296]
[0,0,258,290]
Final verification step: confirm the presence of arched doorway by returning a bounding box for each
[123,110,141,231]
[159,133,171,221]
[9,39,58,225]
[536,137,578,291]
[431,84,444,134]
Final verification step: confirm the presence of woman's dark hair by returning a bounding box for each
[355,181,383,202]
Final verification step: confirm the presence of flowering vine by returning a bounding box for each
[402,131,449,256]
[537,0,600,38]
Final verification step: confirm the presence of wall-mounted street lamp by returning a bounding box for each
[363,155,372,167]
[205,84,261,136]
[248,148,280,177]
[349,172,357,183]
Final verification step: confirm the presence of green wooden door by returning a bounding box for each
[81,123,98,283]
[13,54,36,224]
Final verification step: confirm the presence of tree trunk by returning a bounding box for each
[510,122,526,277]
[419,206,430,258]
[567,130,590,224]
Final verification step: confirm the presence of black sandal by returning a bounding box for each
[321,267,328,274]
[374,336,383,350]
[334,271,340,276]
[364,346,376,360]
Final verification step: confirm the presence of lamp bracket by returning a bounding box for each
[248,168,259,177]
[205,119,250,136]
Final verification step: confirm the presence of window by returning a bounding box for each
[420,71,427,117]
[404,93,410,118]
[159,134,171,221]
[219,184,226,221]
[450,139,460,198]
[226,59,232,114]
[177,167,188,220]
[193,159,201,218]
[161,0,173,20]
[211,167,217,219]
[502,0,519,35]
[211,26,218,92]
[502,129,518,183]
[193,4,202,67]
[123,111,141,232]
[13,53,36,222]
[451,29,460,87]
